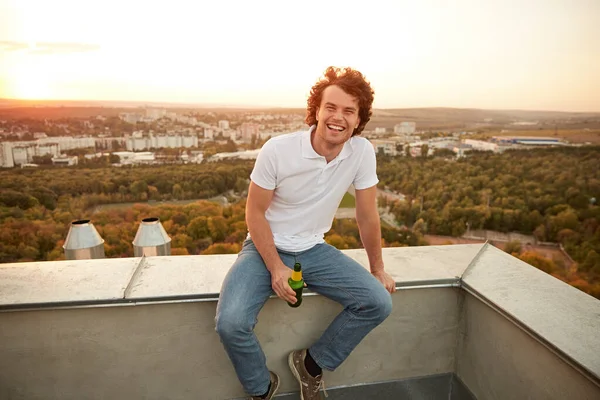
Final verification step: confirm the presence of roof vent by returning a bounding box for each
[63,219,105,260]
[132,217,171,257]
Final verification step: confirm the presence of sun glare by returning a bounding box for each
[10,71,53,100]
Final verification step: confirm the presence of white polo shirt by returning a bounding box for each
[249,125,379,252]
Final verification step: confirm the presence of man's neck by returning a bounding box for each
[311,131,344,163]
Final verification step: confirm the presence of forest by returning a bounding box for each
[0,147,598,298]
[377,146,600,297]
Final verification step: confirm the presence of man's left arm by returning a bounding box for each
[355,185,396,293]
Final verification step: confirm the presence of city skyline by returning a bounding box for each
[1,0,599,112]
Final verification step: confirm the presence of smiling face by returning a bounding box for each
[314,85,361,149]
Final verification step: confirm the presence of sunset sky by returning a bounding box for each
[0,0,599,111]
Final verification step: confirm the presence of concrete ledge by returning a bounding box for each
[462,245,600,382]
[0,244,483,310]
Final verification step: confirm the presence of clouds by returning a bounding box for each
[0,41,100,55]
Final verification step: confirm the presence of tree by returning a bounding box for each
[187,216,209,240]
[412,218,426,234]
[325,234,348,249]
[208,216,228,242]
[202,243,240,254]
[172,184,183,199]
[517,251,557,274]
[580,250,600,275]
[130,180,148,197]
[0,190,39,210]
[504,241,522,255]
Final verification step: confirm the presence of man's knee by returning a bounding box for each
[215,310,253,340]
[365,289,393,324]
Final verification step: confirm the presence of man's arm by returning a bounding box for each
[355,185,396,293]
[246,182,298,304]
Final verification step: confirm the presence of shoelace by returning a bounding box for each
[302,377,328,398]
[318,378,328,397]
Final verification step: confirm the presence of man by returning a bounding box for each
[215,66,396,400]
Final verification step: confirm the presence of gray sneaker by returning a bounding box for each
[249,371,280,400]
[288,349,327,399]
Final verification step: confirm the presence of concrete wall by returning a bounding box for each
[456,294,600,400]
[0,288,460,400]
[2,244,599,399]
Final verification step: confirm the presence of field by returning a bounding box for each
[338,192,356,208]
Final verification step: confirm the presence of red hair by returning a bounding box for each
[305,66,375,136]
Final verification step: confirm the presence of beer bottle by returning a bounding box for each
[288,262,304,308]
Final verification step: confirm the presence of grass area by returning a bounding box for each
[338,192,356,208]
[92,196,227,213]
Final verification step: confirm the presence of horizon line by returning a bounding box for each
[0,97,599,115]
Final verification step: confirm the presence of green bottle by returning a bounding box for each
[288,262,304,308]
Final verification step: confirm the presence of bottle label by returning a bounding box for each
[291,270,302,281]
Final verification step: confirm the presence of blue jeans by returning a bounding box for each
[215,239,393,396]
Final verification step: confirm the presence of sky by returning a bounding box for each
[0,0,599,112]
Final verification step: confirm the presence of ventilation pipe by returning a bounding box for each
[63,219,105,260]
[132,217,171,257]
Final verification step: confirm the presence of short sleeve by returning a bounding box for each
[353,140,379,190]
[250,139,278,190]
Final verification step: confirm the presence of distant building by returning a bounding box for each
[125,133,198,151]
[174,115,198,125]
[394,122,416,135]
[375,127,387,134]
[370,139,398,156]
[95,137,126,150]
[510,121,538,126]
[204,128,215,139]
[209,149,260,162]
[12,145,35,165]
[113,151,156,165]
[0,142,14,168]
[221,130,235,139]
[464,139,499,152]
[51,155,78,166]
[189,151,204,163]
[9,142,60,165]
[146,108,167,120]
[453,144,472,158]
[218,120,230,130]
[119,113,144,124]
[240,122,260,141]
[491,136,564,146]
[37,143,60,157]
[37,136,95,151]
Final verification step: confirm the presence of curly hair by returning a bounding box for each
[305,66,375,136]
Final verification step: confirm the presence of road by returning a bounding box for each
[377,188,406,202]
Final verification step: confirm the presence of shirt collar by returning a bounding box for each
[302,125,354,161]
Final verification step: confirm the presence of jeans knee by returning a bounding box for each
[365,290,393,324]
[215,312,252,341]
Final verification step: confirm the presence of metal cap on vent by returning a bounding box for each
[132,217,171,257]
[63,219,105,260]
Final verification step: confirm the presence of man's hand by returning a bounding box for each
[372,270,396,294]
[270,263,298,304]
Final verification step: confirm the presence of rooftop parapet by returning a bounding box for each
[0,244,598,399]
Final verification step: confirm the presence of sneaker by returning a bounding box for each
[288,349,327,399]
[249,371,280,400]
